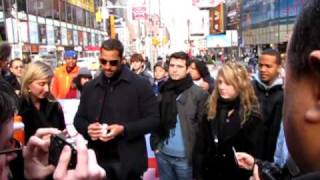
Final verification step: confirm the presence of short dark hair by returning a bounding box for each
[191,59,210,78]
[9,58,23,68]
[169,51,191,67]
[260,49,281,65]
[130,53,144,63]
[100,39,124,58]
[0,42,11,61]
[0,91,16,129]
[287,0,320,76]
[154,61,168,71]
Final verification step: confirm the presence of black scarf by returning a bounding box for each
[214,97,240,141]
[159,75,194,140]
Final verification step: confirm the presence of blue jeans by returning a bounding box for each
[155,151,192,180]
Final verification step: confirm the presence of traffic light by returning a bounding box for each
[210,3,225,34]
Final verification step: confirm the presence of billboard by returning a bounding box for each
[206,30,238,48]
[209,3,225,34]
[241,0,305,29]
[192,0,225,8]
[68,0,95,13]
[132,6,147,20]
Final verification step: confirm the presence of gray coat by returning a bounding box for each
[151,84,209,163]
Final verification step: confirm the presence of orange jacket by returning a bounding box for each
[51,65,80,99]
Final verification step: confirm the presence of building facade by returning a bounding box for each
[241,0,305,52]
[0,0,107,60]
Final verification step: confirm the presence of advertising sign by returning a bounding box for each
[132,6,146,20]
[19,21,29,43]
[68,0,95,13]
[67,29,73,45]
[83,31,87,46]
[54,26,61,45]
[73,30,78,45]
[61,27,68,46]
[78,31,83,46]
[192,0,225,8]
[39,24,47,44]
[91,32,95,45]
[209,3,225,34]
[242,0,305,29]
[29,21,39,44]
[46,25,55,45]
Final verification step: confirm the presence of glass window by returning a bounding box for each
[54,26,61,45]
[67,28,72,45]
[38,24,47,44]
[38,0,54,18]
[76,7,85,26]
[27,0,38,15]
[72,6,77,24]
[4,0,14,13]
[87,32,91,45]
[59,0,65,21]
[53,0,60,20]
[17,0,26,12]
[66,3,72,23]
[85,11,90,27]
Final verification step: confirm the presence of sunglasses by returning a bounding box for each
[99,58,120,66]
[0,138,22,155]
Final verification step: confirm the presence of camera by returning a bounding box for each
[48,134,77,169]
[256,160,282,180]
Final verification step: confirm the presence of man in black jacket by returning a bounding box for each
[74,39,160,180]
[252,49,283,161]
[237,1,320,179]
[0,42,18,106]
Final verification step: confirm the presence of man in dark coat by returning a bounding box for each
[0,42,18,105]
[74,39,160,180]
[237,1,320,179]
[252,49,283,161]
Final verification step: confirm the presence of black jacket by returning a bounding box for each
[74,66,160,179]
[252,77,283,161]
[0,76,19,106]
[193,104,263,180]
[18,97,66,142]
[4,72,20,93]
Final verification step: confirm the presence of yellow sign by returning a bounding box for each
[96,9,102,23]
[109,15,116,39]
[68,0,95,13]
[152,37,160,47]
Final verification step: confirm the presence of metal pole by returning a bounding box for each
[102,0,106,33]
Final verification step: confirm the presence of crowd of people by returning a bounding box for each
[1,1,320,180]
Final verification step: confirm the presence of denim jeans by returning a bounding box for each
[155,151,192,180]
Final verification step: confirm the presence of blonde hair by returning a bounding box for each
[207,62,258,124]
[20,61,55,100]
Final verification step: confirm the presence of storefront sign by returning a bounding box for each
[68,0,94,13]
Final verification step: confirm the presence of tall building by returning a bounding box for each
[241,0,305,53]
[0,0,107,61]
